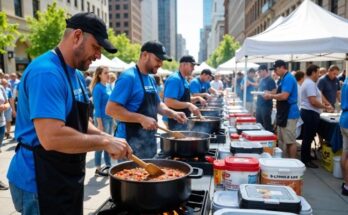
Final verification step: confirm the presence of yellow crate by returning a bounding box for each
[321,143,342,172]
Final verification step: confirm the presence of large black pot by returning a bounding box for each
[109,160,203,212]
[188,116,221,134]
[199,107,223,117]
[159,131,210,157]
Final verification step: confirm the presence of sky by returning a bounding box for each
[177,0,203,61]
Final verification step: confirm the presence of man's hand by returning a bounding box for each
[188,103,201,117]
[97,124,104,132]
[204,93,212,100]
[325,104,334,113]
[104,137,133,160]
[172,111,187,124]
[140,115,158,130]
[198,97,207,106]
[263,92,273,100]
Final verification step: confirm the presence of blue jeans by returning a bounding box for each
[9,183,40,215]
[94,118,113,167]
[0,125,5,148]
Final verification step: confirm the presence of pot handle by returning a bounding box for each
[187,167,203,179]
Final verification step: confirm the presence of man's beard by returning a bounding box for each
[74,42,90,71]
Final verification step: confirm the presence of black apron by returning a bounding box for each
[276,72,290,127]
[124,66,158,159]
[15,47,90,215]
[168,72,191,131]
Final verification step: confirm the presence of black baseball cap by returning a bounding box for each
[258,65,268,71]
[66,12,117,53]
[270,60,287,70]
[141,41,172,61]
[201,69,213,77]
[180,55,200,65]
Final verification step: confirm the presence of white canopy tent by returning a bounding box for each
[88,54,125,72]
[157,68,173,76]
[193,62,216,75]
[236,0,348,63]
[111,57,129,71]
[217,57,259,75]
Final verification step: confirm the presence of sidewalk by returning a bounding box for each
[0,133,348,214]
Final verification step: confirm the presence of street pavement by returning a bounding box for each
[0,130,348,214]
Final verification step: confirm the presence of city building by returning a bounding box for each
[199,0,213,62]
[141,0,158,44]
[158,0,177,59]
[207,0,225,57]
[176,34,188,61]
[109,0,141,44]
[224,0,245,44]
[0,0,108,73]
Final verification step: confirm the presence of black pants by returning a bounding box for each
[256,105,273,132]
[300,109,320,163]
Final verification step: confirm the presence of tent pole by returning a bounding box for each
[243,56,248,109]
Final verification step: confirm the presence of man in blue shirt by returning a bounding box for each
[317,65,341,109]
[164,55,205,130]
[106,41,187,159]
[241,68,258,114]
[339,76,348,196]
[190,69,218,99]
[256,65,276,132]
[265,60,300,158]
[7,13,132,215]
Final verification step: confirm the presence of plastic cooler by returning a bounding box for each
[229,113,252,126]
[212,190,239,212]
[214,208,297,215]
[238,184,302,214]
[236,124,263,135]
[242,130,277,155]
[259,158,306,195]
[235,117,256,125]
[223,157,260,190]
[230,141,263,155]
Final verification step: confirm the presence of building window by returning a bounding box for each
[67,0,70,3]
[81,0,84,11]
[92,5,95,13]
[316,0,323,6]
[124,21,128,27]
[14,0,23,17]
[116,13,120,18]
[124,13,128,18]
[123,4,128,10]
[116,22,120,27]
[74,0,78,7]
[116,5,120,10]
[109,22,112,27]
[124,30,128,36]
[109,14,112,19]
[87,2,90,12]
[32,0,40,18]
[331,0,338,14]
[116,30,121,34]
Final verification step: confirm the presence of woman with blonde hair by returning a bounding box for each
[90,66,113,176]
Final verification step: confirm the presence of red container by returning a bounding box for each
[242,130,277,155]
[235,117,256,125]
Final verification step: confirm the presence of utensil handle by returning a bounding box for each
[158,125,171,133]
[130,154,147,168]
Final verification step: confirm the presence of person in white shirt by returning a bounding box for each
[210,73,224,91]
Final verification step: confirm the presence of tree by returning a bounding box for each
[162,60,179,71]
[0,12,19,54]
[104,29,141,63]
[207,34,240,68]
[26,2,67,57]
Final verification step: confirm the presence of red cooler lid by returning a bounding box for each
[224,157,259,172]
[230,133,240,140]
[235,117,256,123]
[213,159,226,170]
[229,113,252,118]
[242,130,277,141]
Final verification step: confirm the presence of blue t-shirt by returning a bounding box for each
[189,77,211,94]
[279,72,300,119]
[92,83,112,119]
[5,87,12,99]
[340,78,348,128]
[257,76,276,107]
[317,75,340,107]
[109,67,160,138]
[7,51,88,193]
[240,77,256,102]
[164,71,189,100]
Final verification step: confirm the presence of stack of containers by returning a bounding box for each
[242,130,277,155]
[229,113,252,126]
[259,158,306,195]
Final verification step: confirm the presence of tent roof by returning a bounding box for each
[217,56,259,71]
[87,54,124,72]
[193,62,216,75]
[236,0,348,63]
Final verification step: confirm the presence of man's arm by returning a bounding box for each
[337,90,341,103]
[164,98,201,117]
[157,102,187,124]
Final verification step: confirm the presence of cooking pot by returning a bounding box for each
[199,107,223,117]
[159,131,210,157]
[188,116,221,134]
[109,160,203,212]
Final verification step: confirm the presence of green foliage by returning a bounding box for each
[162,60,179,71]
[26,2,67,57]
[207,34,240,68]
[0,12,19,54]
[104,29,141,63]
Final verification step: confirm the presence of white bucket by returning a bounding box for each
[333,156,343,179]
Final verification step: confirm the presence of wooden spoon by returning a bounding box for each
[157,125,186,139]
[130,154,165,176]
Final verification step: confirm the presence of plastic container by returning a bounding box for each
[230,141,263,154]
[239,184,302,214]
[273,147,283,158]
[259,158,306,195]
[242,130,277,155]
[333,156,343,178]
[299,196,313,215]
[223,157,260,190]
[214,208,297,215]
[236,124,263,135]
[218,147,232,160]
[212,190,239,212]
[235,153,261,159]
[213,159,226,190]
[229,113,252,126]
[235,117,257,125]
